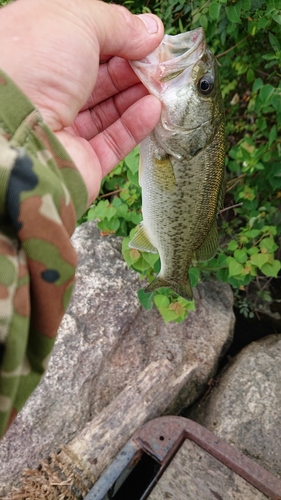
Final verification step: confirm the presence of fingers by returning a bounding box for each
[81,58,140,111]
[57,95,161,205]
[89,95,161,178]
[73,83,149,141]
[87,2,164,60]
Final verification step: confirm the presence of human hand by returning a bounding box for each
[0,0,164,205]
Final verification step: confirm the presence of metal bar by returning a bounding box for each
[84,442,141,500]
[134,416,281,500]
[84,416,281,500]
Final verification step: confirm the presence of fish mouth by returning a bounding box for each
[131,28,206,84]
[154,118,212,160]
[161,117,211,134]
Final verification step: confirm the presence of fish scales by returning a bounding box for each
[129,28,225,301]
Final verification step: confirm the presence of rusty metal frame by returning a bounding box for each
[85,416,281,500]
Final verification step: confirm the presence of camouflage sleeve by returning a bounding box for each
[0,70,88,437]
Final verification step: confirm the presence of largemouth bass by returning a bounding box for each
[129,28,225,301]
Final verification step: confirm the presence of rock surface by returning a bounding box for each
[0,221,235,496]
[188,334,281,479]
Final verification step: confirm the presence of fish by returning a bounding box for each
[129,28,225,301]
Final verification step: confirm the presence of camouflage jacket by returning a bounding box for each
[0,70,88,437]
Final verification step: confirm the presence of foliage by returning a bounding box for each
[84,0,281,322]
[1,0,279,321]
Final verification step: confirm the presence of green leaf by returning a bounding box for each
[262,225,277,236]
[106,206,117,220]
[272,12,281,24]
[257,17,269,29]
[127,169,139,187]
[115,203,129,220]
[97,218,120,232]
[247,246,259,256]
[244,229,260,239]
[130,248,141,264]
[153,258,161,273]
[226,3,242,23]
[137,289,154,310]
[125,148,139,174]
[246,68,255,84]
[260,237,278,253]
[217,267,229,282]
[227,240,238,251]
[205,257,219,270]
[268,125,277,147]
[189,267,200,288]
[209,2,221,20]
[217,253,228,267]
[130,212,142,225]
[87,200,109,221]
[122,234,130,250]
[261,260,281,277]
[87,200,118,223]
[242,0,251,10]
[269,32,280,52]
[228,276,244,287]
[132,256,152,272]
[200,14,208,30]
[155,287,173,297]
[227,258,244,277]
[154,294,170,309]
[234,249,248,263]
[193,11,201,23]
[250,253,269,269]
[259,84,275,105]
[186,300,196,313]
[122,250,132,268]
[178,295,192,307]
[168,301,186,318]
[142,252,159,267]
[158,307,179,323]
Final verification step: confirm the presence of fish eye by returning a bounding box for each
[198,75,214,95]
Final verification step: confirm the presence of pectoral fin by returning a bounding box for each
[129,224,158,253]
[146,276,193,301]
[195,221,218,262]
[153,156,176,193]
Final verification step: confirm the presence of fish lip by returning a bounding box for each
[153,118,212,160]
[130,27,206,80]
[160,117,211,134]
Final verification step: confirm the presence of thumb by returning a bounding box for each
[87,2,164,60]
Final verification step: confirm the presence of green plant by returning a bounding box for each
[81,0,281,322]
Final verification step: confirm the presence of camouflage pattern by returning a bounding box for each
[0,70,88,437]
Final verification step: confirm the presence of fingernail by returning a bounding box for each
[138,14,159,34]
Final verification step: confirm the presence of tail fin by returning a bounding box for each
[145,276,193,301]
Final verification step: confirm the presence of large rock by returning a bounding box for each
[188,334,281,479]
[0,221,235,496]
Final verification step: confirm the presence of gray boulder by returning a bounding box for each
[188,334,281,479]
[0,221,235,496]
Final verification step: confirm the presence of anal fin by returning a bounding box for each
[129,224,158,253]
